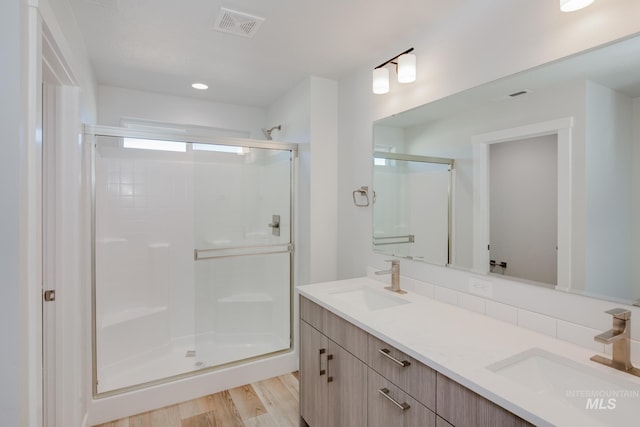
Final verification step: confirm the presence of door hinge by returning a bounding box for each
[44,290,56,302]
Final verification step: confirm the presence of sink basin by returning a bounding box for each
[328,287,410,311]
[487,348,640,424]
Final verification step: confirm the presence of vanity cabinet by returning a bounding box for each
[299,299,367,427]
[300,295,533,427]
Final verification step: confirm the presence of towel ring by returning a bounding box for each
[353,186,370,207]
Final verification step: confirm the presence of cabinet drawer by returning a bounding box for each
[300,295,324,330]
[368,335,436,410]
[300,296,368,361]
[368,368,436,427]
[436,373,534,427]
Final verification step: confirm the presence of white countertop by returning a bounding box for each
[298,277,640,427]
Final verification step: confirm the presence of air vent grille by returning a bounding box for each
[214,7,265,38]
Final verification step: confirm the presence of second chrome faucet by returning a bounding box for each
[591,308,640,377]
[375,259,406,294]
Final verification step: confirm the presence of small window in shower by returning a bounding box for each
[123,138,187,152]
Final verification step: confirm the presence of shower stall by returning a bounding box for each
[88,126,296,396]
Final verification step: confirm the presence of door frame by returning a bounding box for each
[472,117,573,290]
[26,3,84,426]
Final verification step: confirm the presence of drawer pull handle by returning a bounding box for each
[327,354,334,383]
[379,388,410,411]
[319,348,326,376]
[379,348,411,367]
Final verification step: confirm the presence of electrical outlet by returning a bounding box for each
[469,278,492,298]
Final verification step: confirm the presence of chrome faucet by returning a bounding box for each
[591,308,640,377]
[375,260,406,294]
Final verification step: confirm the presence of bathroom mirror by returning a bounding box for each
[373,33,640,304]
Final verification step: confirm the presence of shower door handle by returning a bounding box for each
[268,214,280,236]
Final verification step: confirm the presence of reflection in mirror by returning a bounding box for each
[372,34,640,304]
[373,152,453,265]
[489,135,558,285]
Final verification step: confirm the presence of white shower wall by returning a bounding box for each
[95,148,196,373]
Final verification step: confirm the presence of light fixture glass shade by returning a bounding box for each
[397,53,416,83]
[373,67,390,94]
[560,0,594,12]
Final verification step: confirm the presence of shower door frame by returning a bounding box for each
[86,124,298,398]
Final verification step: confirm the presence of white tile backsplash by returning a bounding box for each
[557,320,605,353]
[485,300,518,325]
[458,293,486,314]
[402,277,435,299]
[517,309,557,337]
[434,286,458,306]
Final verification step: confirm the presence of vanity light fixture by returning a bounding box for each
[191,82,209,90]
[372,48,416,94]
[372,67,390,94]
[560,0,594,12]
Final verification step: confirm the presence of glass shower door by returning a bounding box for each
[192,143,293,369]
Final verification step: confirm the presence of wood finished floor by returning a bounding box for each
[94,372,299,427]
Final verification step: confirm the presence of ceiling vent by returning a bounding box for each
[214,7,265,38]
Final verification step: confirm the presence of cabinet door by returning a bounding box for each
[327,340,368,427]
[300,320,329,427]
[368,368,436,427]
[436,373,534,427]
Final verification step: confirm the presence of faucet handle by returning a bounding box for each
[384,259,400,266]
[605,308,631,320]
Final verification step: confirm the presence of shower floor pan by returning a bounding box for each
[97,333,290,394]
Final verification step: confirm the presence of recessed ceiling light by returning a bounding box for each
[192,83,208,90]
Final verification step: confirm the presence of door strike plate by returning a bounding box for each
[44,290,56,302]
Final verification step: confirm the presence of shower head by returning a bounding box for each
[262,125,281,140]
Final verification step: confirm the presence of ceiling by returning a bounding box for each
[69,0,463,107]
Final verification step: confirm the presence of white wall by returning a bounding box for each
[267,76,339,285]
[98,85,267,138]
[267,79,311,145]
[1,0,22,425]
[309,77,338,283]
[47,0,98,121]
[268,78,312,287]
[337,0,640,354]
